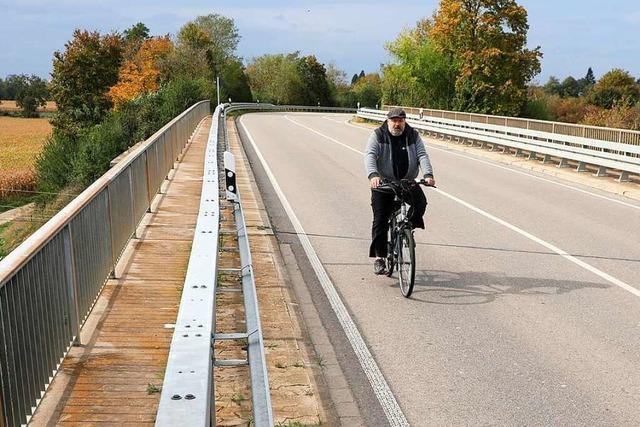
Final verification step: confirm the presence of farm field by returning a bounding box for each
[0,116,52,204]
[0,100,57,112]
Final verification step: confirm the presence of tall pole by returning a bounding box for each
[216,76,221,106]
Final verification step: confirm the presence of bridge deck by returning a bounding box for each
[31,117,211,425]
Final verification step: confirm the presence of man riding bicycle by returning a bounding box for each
[364,108,435,275]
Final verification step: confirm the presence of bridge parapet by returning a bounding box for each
[0,101,210,427]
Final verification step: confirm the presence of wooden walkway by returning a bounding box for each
[30,117,212,426]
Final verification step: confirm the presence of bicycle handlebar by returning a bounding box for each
[377,178,436,190]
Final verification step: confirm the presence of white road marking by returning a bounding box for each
[288,113,640,297]
[238,116,410,427]
[285,115,363,154]
[339,118,640,211]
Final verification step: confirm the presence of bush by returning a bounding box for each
[35,76,211,196]
[156,76,213,121]
[73,116,127,185]
[521,99,552,121]
[35,132,77,195]
[547,97,589,123]
[581,101,640,130]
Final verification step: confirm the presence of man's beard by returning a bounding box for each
[389,126,404,136]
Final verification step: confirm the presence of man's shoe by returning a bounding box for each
[373,258,386,275]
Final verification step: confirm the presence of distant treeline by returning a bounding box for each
[0,75,51,117]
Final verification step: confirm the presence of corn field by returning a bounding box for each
[0,116,51,200]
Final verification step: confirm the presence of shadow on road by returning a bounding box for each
[406,269,610,305]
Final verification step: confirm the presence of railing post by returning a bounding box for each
[61,225,81,346]
[106,186,117,279]
[127,167,137,239]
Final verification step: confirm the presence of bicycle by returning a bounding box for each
[377,179,435,298]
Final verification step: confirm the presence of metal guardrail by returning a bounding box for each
[224,102,356,115]
[218,105,273,426]
[155,105,221,426]
[362,108,640,182]
[156,102,275,426]
[0,100,210,427]
[384,104,640,147]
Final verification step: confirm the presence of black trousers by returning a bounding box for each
[369,186,427,257]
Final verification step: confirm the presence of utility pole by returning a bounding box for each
[216,76,221,106]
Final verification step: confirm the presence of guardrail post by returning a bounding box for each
[62,225,82,346]
[618,171,630,182]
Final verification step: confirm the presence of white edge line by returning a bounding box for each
[340,117,640,211]
[238,115,410,427]
[287,114,640,298]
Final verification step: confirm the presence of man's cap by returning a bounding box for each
[387,108,406,119]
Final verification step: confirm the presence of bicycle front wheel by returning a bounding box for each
[397,228,416,298]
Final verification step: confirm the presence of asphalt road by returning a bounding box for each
[238,112,640,426]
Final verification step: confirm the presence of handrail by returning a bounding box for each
[0,100,210,427]
[224,103,356,115]
[0,101,210,286]
[361,108,640,181]
[383,104,640,146]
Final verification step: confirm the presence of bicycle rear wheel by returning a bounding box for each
[397,228,416,297]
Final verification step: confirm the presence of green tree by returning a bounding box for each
[49,29,123,136]
[584,67,596,86]
[384,23,458,109]
[588,68,640,108]
[326,64,356,107]
[177,14,239,78]
[296,55,333,106]
[543,76,561,95]
[246,52,335,106]
[246,53,304,104]
[123,22,150,45]
[220,59,253,102]
[352,73,382,108]
[429,0,542,115]
[577,67,596,96]
[560,76,580,97]
[122,22,150,59]
[0,78,6,99]
[15,75,49,117]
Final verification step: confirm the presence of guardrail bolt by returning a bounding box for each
[185,394,196,400]
[172,394,182,400]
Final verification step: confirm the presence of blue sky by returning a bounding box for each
[1,0,639,84]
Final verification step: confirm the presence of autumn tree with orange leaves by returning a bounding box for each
[384,0,541,115]
[429,0,542,115]
[108,36,173,107]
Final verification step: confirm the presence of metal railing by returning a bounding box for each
[218,105,273,426]
[362,108,640,181]
[384,104,640,146]
[0,100,210,427]
[224,102,356,115]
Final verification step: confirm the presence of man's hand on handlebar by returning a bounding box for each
[422,176,436,187]
[370,176,381,189]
